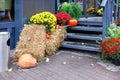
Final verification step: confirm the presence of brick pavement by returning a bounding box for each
[0,50,120,80]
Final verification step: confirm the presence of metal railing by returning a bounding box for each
[56,0,113,40]
[101,0,113,39]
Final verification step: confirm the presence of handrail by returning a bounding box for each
[100,0,108,7]
[101,0,113,39]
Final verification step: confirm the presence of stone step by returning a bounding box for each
[67,26,102,32]
[61,41,99,52]
[67,33,102,41]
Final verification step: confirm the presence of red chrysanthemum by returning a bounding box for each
[100,38,120,55]
[55,12,71,26]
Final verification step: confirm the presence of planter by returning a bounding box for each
[117,18,120,24]
[112,59,120,66]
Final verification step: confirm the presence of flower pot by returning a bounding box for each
[0,0,12,10]
[112,59,120,66]
[117,18,120,24]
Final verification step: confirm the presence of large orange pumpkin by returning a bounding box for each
[68,19,78,26]
[18,53,37,69]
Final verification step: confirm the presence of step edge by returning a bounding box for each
[61,43,99,52]
[67,34,102,41]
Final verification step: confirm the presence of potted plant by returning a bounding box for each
[99,23,120,66]
[55,12,71,26]
[99,38,120,66]
[113,0,120,24]
[58,2,82,20]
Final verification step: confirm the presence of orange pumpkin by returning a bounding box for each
[56,24,60,29]
[46,34,50,39]
[18,53,37,69]
[68,19,78,26]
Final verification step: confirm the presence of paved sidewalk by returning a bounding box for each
[0,50,120,80]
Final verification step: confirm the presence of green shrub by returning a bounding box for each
[58,2,82,20]
[106,23,120,38]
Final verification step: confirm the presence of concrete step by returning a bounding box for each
[67,26,102,32]
[78,21,102,26]
[67,33,102,41]
[61,41,99,52]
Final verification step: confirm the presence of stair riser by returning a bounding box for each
[67,27,102,32]
[61,44,99,52]
[78,21,102,26]
[67,35,102,41]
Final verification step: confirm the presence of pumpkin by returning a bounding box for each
[46,34,50,39]
[18,53,37,69]
[117,18,120,24]
[56,24,60,29]
[68,19,78,26]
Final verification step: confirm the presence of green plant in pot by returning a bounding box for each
[106,23,120,38]
[58,2,82,20]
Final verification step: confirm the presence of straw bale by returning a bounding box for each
[14,24,46,62]
[45,26,67,56]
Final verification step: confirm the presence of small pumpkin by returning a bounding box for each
[68,19,78,26]
[56,24,60,29]
[18,53,37,69]
[46,34,50,39]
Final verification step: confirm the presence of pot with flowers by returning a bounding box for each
[100,38,120,66]
[99,23,120,66]
[58,2,82,20]
[55,12,71,26]
[58,2,81,26]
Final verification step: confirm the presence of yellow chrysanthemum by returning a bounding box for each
[29,11,57,33]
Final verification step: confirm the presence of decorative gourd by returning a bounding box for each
[46,34,50,39]
[68,19,78,26]
[56,24,60,29]
[18,53,37,69]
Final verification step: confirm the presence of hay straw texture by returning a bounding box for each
[14,24,46,62]
[45,26,67,56]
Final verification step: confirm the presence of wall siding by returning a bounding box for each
[23,0,56,18]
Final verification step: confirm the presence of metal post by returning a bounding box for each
[0,32,10,72]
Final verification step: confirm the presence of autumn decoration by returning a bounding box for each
[14,11,67,68]
[18,53,37,69]
[68,19,78,26]
[55,12,71,26]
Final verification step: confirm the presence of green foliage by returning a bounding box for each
[110,51,120,60]
[58,2,82,20]
[98,52,111,62]
[99,23,120,61]
[106,23,120,38]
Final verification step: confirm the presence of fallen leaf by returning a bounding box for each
[90,64,94,67]
[46,58,50,62]
[7,68,13,72]
[71,56,74,58]
[81,43,85,45]
[63,62,67,65]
